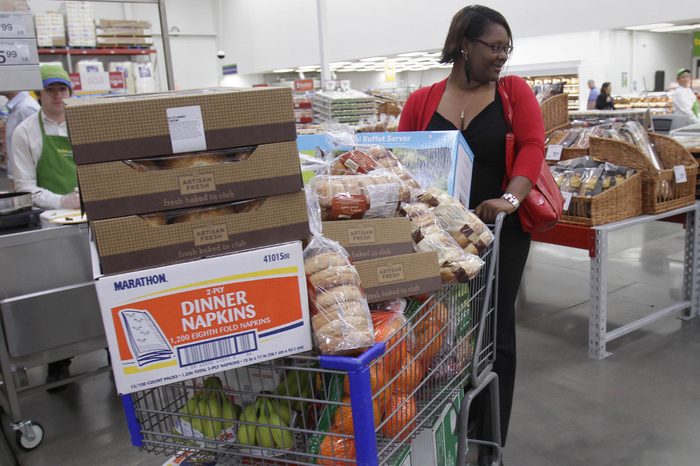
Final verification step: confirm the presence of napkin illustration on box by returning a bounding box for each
[120,309,174,367]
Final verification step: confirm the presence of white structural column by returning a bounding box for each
[316,0,330,86]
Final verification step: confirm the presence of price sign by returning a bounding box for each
[674,165,688,183]
[0,13,29,37]
[0,40,32,65]
[562,191,573,211]
[546,144,564,161]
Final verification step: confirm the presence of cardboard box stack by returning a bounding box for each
[96,19,153,48]
[35,11,66,47]
[64,1,95,47]
[66,86,313,395]
[66,86,308,275]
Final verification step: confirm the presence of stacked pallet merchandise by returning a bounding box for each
[64,1,95,47]
[95,19,153,48]
[35,11,65,47]
[313,88,377,125]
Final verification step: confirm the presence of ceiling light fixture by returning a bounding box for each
[359,56,388,62]
[397,51,426,57]
[624,23,674,31]
[272,68,295,73]
[650,24,700,32]
[330,61,352,67]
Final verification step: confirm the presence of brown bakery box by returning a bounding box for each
[65,86,296,164]
[91,190,310,275]
[78,141,302,220]
[321,218,414,262]
[354,251,441,303]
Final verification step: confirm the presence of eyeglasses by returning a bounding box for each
[472,39,513,55]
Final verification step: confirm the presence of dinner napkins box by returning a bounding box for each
[354,251,441,303]
[65,86,296,164]
[77,141,302,220]
[94,241,311,395]
[91,190,310,275]
[321,218,415,262]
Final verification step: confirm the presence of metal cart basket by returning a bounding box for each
[121,215,504,465]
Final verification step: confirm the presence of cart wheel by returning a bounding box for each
[15,423,44,451]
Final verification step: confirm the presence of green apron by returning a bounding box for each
[35,111,77,195]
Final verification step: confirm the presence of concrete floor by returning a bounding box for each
[2,212,699,465]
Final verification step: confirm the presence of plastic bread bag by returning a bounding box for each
[545,129,569,147]
[309,172,410,221]
[303,190,375,355]
[400,202,440,243]
[556,156,598,170]
[414,225,485,283]
[578,166,605,197]
[622,121,664,171]
[299,152,329,183]
[329,145,421,190]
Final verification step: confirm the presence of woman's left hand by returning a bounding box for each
[475,197,515,223]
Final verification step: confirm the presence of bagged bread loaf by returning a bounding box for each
[329,146,421,189]
[414,188,493,255]
[402,202,485,283]
[309,172,410,220]
[304,190,374,355]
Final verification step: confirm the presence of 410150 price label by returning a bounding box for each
[0,40,35,65]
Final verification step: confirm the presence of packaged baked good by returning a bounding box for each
[304,190,374,355]
[309,172,410,221]
[329,146,421,190]
[124,147,252,172]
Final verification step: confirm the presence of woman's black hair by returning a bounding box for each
[440,5,513,64]
[600,82,611,95]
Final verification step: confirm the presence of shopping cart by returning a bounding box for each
[121,214,504,466]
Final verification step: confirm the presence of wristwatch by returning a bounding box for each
[501,192,520,210]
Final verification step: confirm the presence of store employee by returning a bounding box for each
[11,65,80,210]
[673,68,700,125]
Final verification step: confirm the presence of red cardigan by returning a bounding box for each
[398,75,544,186]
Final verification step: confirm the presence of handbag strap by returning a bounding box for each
[499,78,516,179]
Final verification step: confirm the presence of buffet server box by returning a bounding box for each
[78,141,302,220]
[94,241,311,395]
[91,190,310,275]
[65,86,296,164]
[354,251,441,303]
[321,218,414,262]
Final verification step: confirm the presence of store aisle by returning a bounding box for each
[4,221,699,466]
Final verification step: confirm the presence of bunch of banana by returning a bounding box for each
[274,369,313,413]
[178,376,241,440]
[237,397,295,450]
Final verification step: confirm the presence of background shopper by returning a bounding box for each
[587,79,599,110]
[595,81,615,110]
[398,5,544,465]
[672,68,699,125]
[1,91,39,181]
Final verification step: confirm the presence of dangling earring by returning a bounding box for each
[462,50,471,84]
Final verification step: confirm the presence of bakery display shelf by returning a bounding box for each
[313,107,377,117]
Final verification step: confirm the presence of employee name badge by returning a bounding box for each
[95,242,311,394]
[545,145,563,161]
[674,165,687,183]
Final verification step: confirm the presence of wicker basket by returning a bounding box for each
[541,93,569,132]
[560,172,643,226]
[589,134,698,214]
[545,123,588,163]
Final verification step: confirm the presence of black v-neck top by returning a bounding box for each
[426,90,507,210]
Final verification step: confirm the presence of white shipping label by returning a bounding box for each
[0,14,28,37]
[0,40,32,65]
[545,145,563,161]
[674,165,687,184]
[166,106,207,154]
[562,191,573,211]
[364,183,400,219]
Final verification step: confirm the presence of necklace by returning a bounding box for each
[459,94,477,130]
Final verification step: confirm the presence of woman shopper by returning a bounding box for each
[398,5,544,465]
[595,82,615,110]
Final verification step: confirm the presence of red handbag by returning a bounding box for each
[500,80,563,233]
